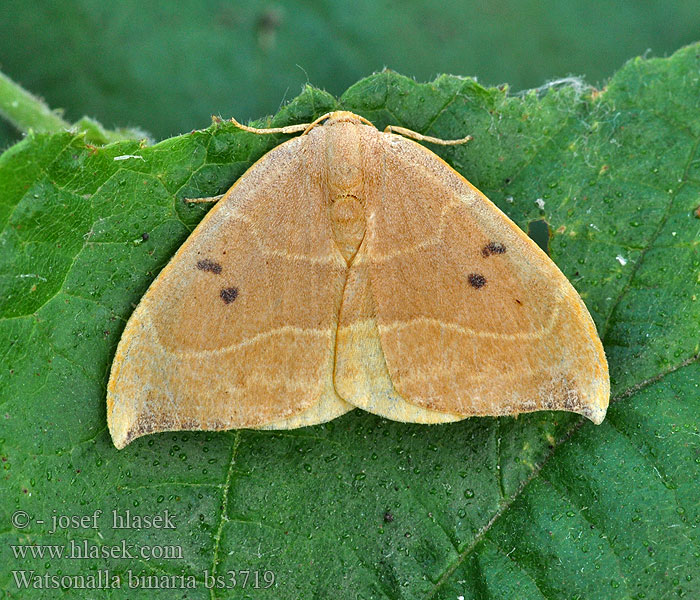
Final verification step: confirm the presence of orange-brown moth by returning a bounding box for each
[107,111,609,449]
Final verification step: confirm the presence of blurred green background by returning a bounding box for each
[1,0,699,146]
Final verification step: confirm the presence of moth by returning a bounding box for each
[107,111,609,449]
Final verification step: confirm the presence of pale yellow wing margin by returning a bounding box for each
[363,132,609,424]
[107,135,353,449]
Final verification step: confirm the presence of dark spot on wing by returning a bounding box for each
[515,298,522,305]
[220,287,239,304]
[482,242,506,257]
[197,258,223,274]
[468,273,486,289]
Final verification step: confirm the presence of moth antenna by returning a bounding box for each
[384,125,473,146]
[184,193,225,204]
[230,112,377,136]
[229,116,311,135]
[302,112,335,135]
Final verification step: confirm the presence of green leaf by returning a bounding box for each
[1,45,699,599]
[3,0,700,146]
[0,68,152,146]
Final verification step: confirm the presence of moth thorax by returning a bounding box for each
[330,193,365,264]
[325,126,366,264]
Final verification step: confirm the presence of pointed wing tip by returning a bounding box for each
[585,407,608,425]
[109,413,157,449]
[107,412,131,450]
[110,435,128,450]
[580,392,609,425]
[106,392,137,450]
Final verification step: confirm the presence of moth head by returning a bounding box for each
[325,111,369,125]
[304,111,375,134]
